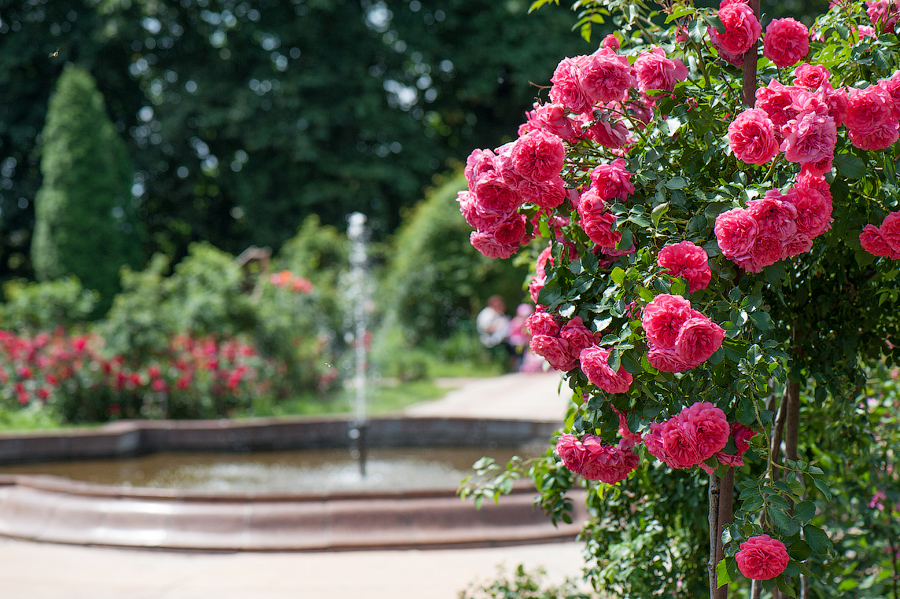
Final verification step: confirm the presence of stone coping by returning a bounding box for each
[0,416,560,465]
[0,416,580,551]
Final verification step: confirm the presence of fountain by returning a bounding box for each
[346,212,370,477]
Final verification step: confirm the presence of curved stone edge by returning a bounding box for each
[0,475,588,551]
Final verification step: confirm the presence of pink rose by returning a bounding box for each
[560,316,596,358]
[657,241,712,292]
[469,230,520,259]
[747,194,798,242]
[511,130,565,182]
[867,0,900,32]
[763,18,809,68]
[580,437,640,484]
[678,402,730,461]
[716,423,757,467]
[584,115,631,149]
[634,47,688,95]
[715,207,759,263]
[780,107,836,165]
[848,120,900,151]
[728,109,780,165]
[709,1,761,56]
[550,56,593,115]
[860,224,897,258]
[647,344,693,373]
[650,420,701,469]
[523,102,581,141]
[880,70,900,105]
[492,213,528,245]
[458,191,509,231]
[579,345,633,394]
[783,187,832,238]
[465,148,499,188]
[530,334,577,371]
[642,293,699,348]
[525,310,560,337]
[601,34,620,51]
[472,172,521,213]
[579,48,636,104]
[749,234,784,271]
[736,535,790,581]
[590,158,635,202]
[846,84,896,136]
[881,212,900,253]
[796,169,832,201]
[754,79,802,132]
[674,317,725,366]
[823,86,849,128]
[555,434,589,473]
[793,63,831,91]
[577,190,622,248]
[782,233,814,258]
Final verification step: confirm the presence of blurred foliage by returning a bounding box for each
[0,0,590,280]
[30,64,144,310]
[0,276,97,333]
[459,565,595,599]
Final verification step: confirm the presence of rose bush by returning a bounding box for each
[458,0,900,597]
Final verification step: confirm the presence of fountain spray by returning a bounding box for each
[346,212,369,477]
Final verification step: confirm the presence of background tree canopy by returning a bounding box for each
[0,0,592,280]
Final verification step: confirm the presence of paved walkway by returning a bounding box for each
[0,372,581,599]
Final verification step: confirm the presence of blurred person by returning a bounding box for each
[476,295,514,370]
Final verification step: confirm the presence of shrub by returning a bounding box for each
[0,277,97,333]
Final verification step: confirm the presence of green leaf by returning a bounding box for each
[748,310,774,330]
[803,524,833,555]
[775,575,797,598]
[811,477,832,500]
[716,559,732,588]
[793,500,816,523]
[768,506,799,535]
[610,267,626,285]
[651,202,670,227]
[788,540,812,561]
[834,152,866,179]
[593,316,613,332]
[665,176,687,190]
[607,347,621,372]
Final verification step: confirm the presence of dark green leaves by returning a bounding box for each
[833,153,866,179]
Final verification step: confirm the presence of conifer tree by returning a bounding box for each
[31,64,144,310]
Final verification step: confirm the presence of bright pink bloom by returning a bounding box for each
[749,234,785,272]
[526,310,560,337]
[530,335,575,370]
[747,194,798,242]
[763,18,809,68]
[647,345,692,373]
[492,213,528,246]
[754,80,802,132]
[728,109,779,165]
[846,85,896,136]
[601,34,620,50]
[716,423,757,467]
[867,0,900,32]
[579,48,635,104]
[793,63,831,91]
[783,187,833,238]
[736,535,790,580]
[511,130,566,182]
[657,241,712,292]
[555,434,589,473]
[560,316,596,357]
[860,224,898,258]
[634,47,688,94]
[469,231,520,259]
[644,402,729,469]
[577,190,622,248]
[781,107,836,166]
[579,345,633,394]
[583,115,631,149]
[848,120,899,150]
[589,158,635,202]
[882,212,900,253]
[715,207,759,264]
[522,102,581,141]
[674,317,726,366]
[471,172,520,213]
[709,1,761,56]
[580,437,640,484]
[550,56,593,115]
[642,294,698,349]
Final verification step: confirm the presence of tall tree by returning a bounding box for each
[31,64,144,307]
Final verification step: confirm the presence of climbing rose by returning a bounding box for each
[867,0,900,32]
[642,293,698,348]
[709,1,761,56]
[736,535,790,581]
[589,158,635,202]
[716,423,757,467]
[763,18,809,68]
[781,107,836,166]
[715,208,759,264]
[577,190,622,248]
[550,56,593,115]
[644,402,730,470]
[754,79,802,132]
[579,437,640,484]
[555,434,589,473]
[525,310,560,337]
[675,317,726,366]
[580,345,633,394]
[881,212,900,252]
[601,34,620,50]
[579,48,636,104]
[469,231,519,259]
[793,63,831,91]
[728,109,780,165]
[511,130,565,182]
[860,225,899,258]
[845,84,896,136]
[657,241,712,292]
[530,335,575,371]
[634,47,688,94]
[784,187,833,238]
[560,317,596,358]
[522,102,581,141]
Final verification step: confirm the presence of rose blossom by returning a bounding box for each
[634,47,689,94]
[781,108,836,165]
[492,213,528,245]
[526,310,560,337]
[644,402,729,469]
[728,109,780,165]
[578,190,622,248]
[657,241,712,292]
[530,334,576,371]
[881,212,900,253]
[848,120,900,151]
[860,224,898,258]
[709,1,762,56]
[560,317,596,357]
[736,535,790,581]
[674,317,726,366]
[867,0,900,32]
[579,345,633,394]
[550,56,593,115]
[783,187,832,238]
[793,63,831,91]
[715,208,759,263]
[579,437,640,484]
[754,79,802,132]
[472,172,521,213]
[763,18,809,68]
[584,114,631,148]
[747,194,798,242]
[458,191,508,231]
[846,84,896,136]
[614,407,643,444]
[555,434,589,473]
[511,130,566,182]
[601,34,620,50]
[749,235,784,271]
[469,231,519,259]
[645,419,701,469]
[465,148,499,188]
[579,48,636,104]
[642,294,698,348]
[522,102,581,141]
[590,158,635,202]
